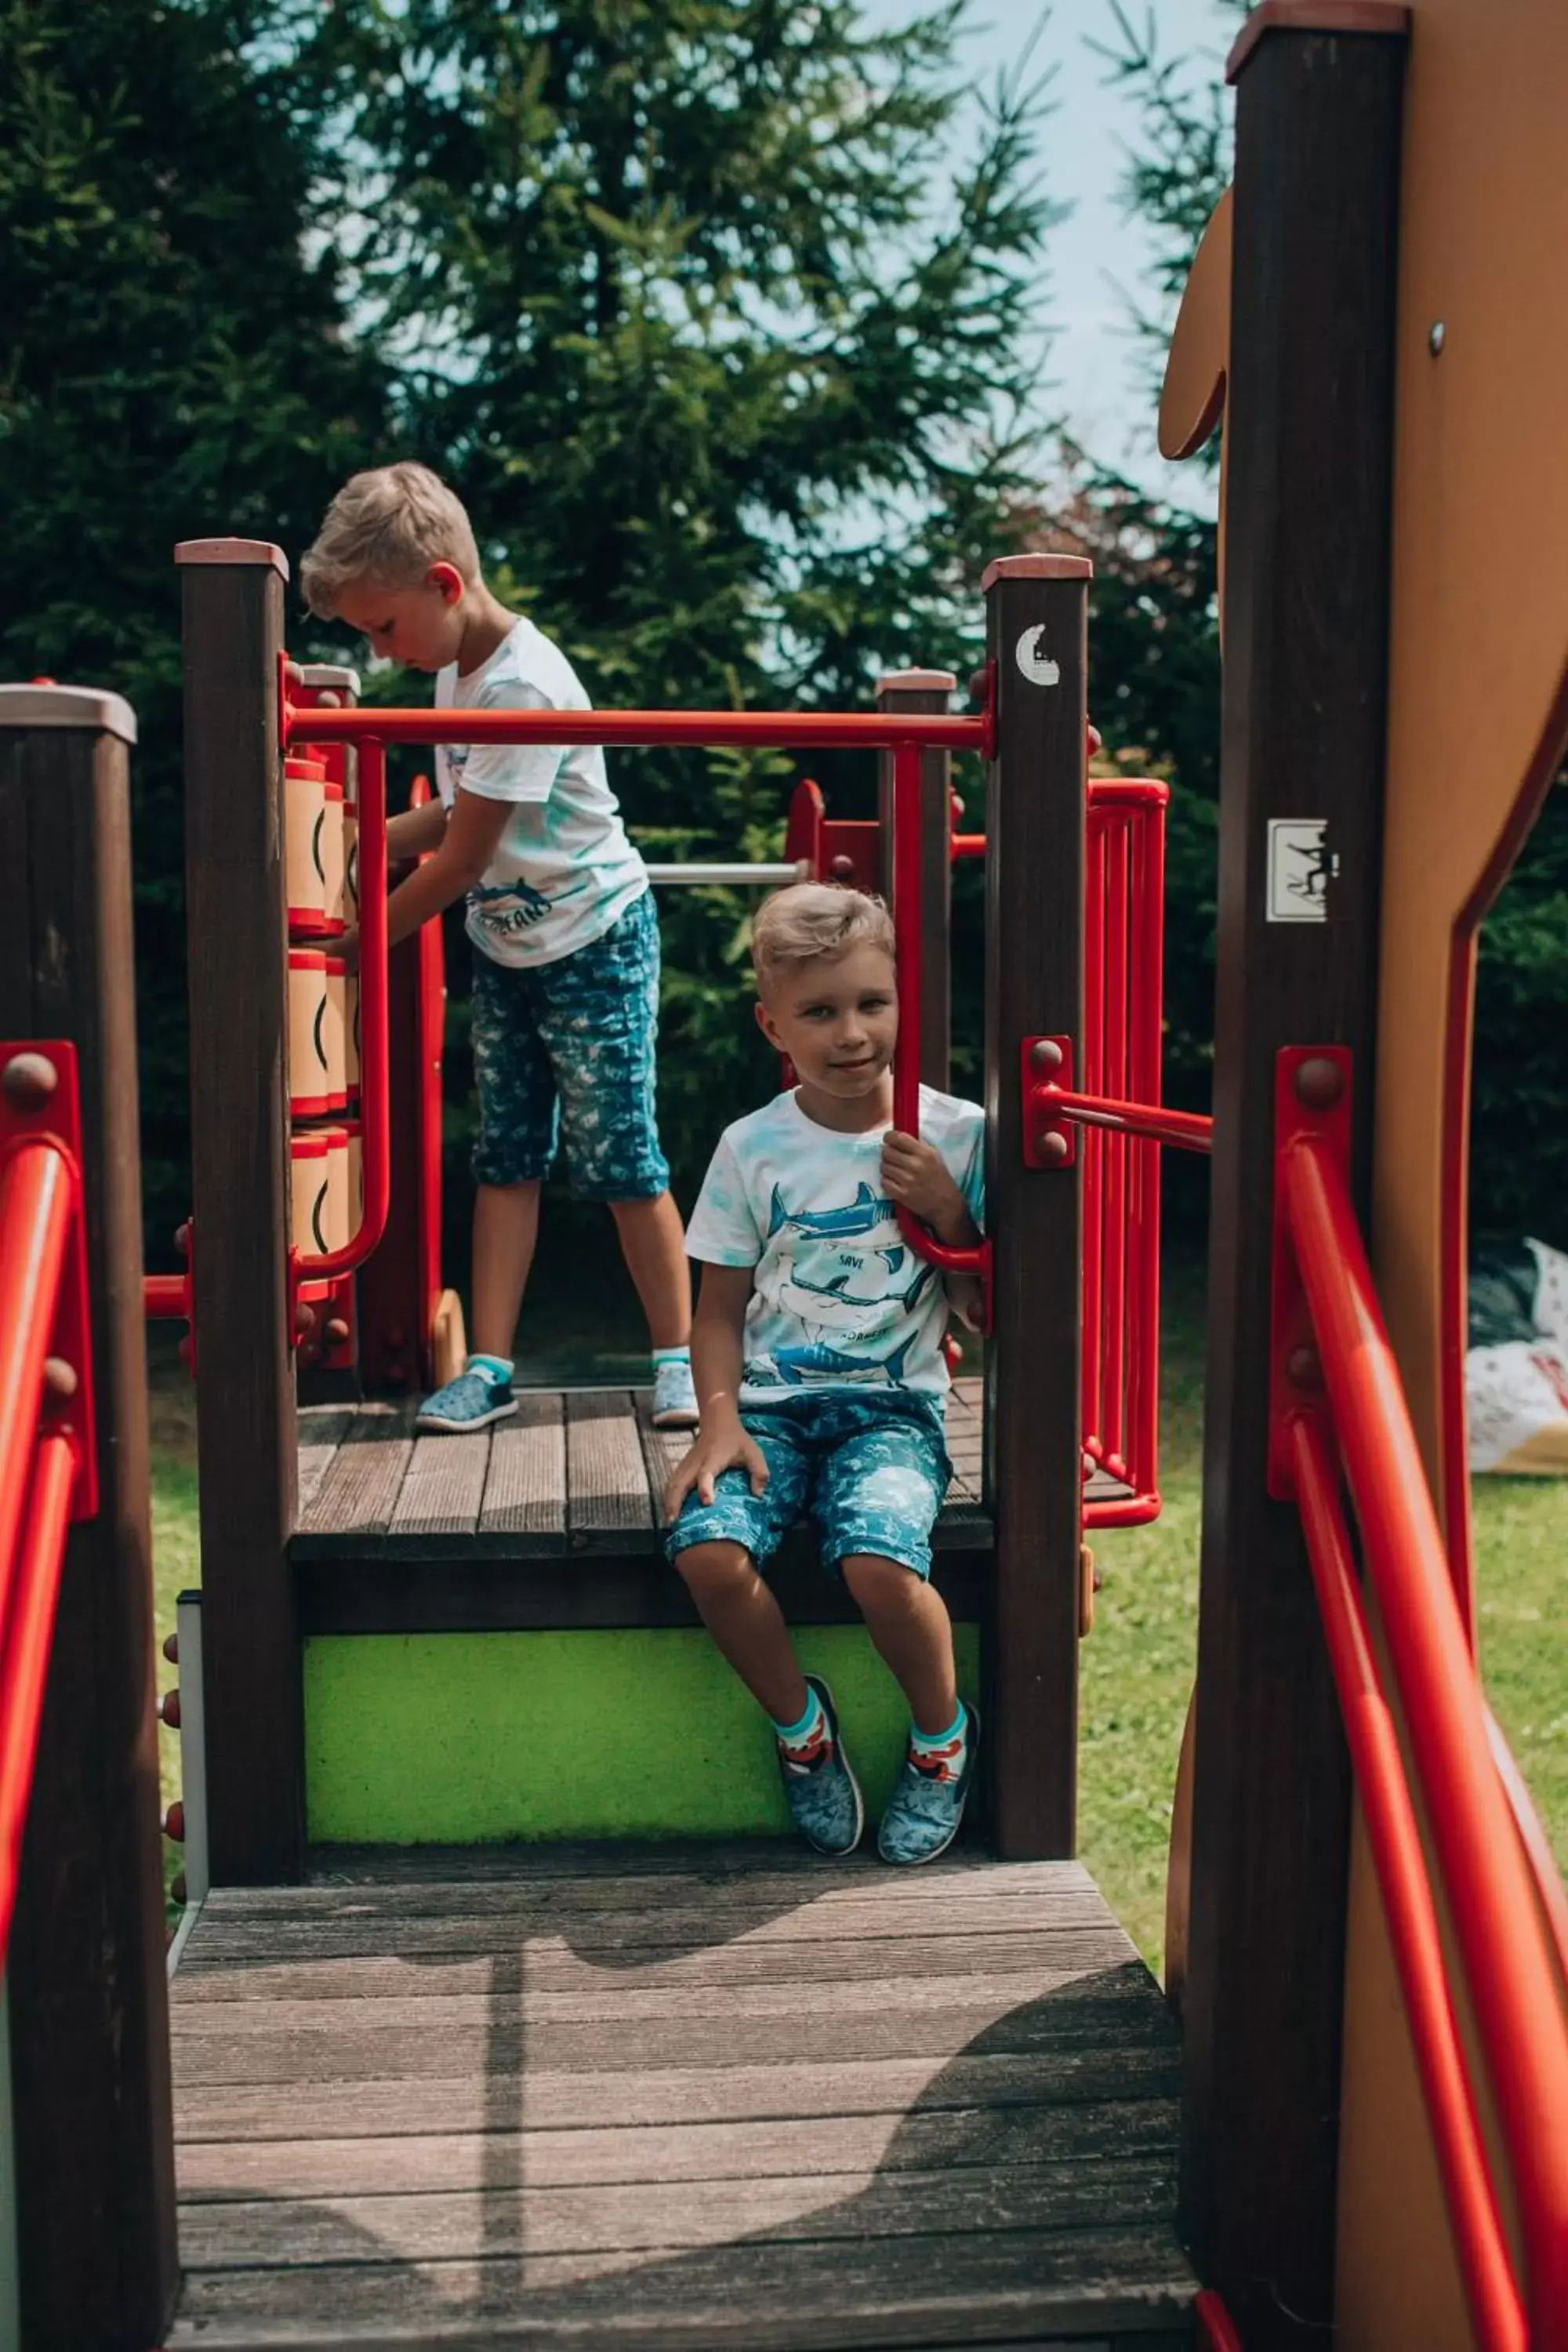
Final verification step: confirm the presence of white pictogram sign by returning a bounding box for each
[1014,625,1060,687]
[1267,819,1338,922]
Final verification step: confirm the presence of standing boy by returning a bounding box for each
[300,463,698,1431]
[666,882,983,1864]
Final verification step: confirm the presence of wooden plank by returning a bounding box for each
[297,1406,353,1517]
[481,1392,568,1540]
[568,1389,654,1536]
[0,705,180,2346]
[170,1939,1142,2017]
[173,2043,1183,2146]
[299,1835,1029,1885]
[1180,22,1406,2348]
[167,2224,1195,2346]
[982,557,1090,1858]
[299,1399,417,1537]
[178,2097,1181,2198]
[296,1541,990,1633]
[179,2156,1178,2267]
[179,542,303,1886]
[169,1998,1166,2089]
[185,1854,1119,1921]
[389,1428,491,1541]
[637,1389,689,1527]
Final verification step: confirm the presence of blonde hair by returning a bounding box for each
[751,883,895,991]
[299,463,481,618]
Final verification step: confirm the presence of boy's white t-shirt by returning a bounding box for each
[434,618,647,969]
[685,1086,985,1404]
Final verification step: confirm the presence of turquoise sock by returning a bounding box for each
[467,1352,514,1385]
[910,1700,968,1766]
[772,1686,826,1750]
[652,1345,691,1367]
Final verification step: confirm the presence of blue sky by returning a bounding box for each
[859,0,1237,502]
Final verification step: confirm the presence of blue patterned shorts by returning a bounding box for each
[666,1390,953,1582]
[469,889,670,1200]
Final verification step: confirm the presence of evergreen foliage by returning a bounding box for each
[0,0,389,1248]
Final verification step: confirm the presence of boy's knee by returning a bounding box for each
[673,1540,756,1596]
[841,1551,922,1613]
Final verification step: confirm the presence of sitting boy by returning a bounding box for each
[665,882,983,1864]
[300,462,698,1432]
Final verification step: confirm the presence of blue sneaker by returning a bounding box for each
[778,1676,864,1857]
[416,1364,519,1434]
[650,1354,699,1430]
[877,1703,980,1866]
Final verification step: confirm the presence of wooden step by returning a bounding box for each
[165,1845,1196,2350]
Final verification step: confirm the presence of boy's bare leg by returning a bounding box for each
[841,1554,960,1735]
[673,1541,809,1726]
[470,1178,543,1359]
[609,1190,691,1352]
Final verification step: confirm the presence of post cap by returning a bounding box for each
[0,682,136,743]
[876,669,957,695]
[174,538,289,578]
[298,664,362,696]
[981,553,1094,590]
[1227,2,1410,82]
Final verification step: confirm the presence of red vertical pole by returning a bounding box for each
[1082,812,1105,1457]
[1102,818,1129,1472]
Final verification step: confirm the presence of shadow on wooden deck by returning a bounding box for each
[168,1846,1196,2350]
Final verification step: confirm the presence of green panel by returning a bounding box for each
[304,1624,982,1846]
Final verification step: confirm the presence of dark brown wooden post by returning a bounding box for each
[982,556,1090,1859]
[0,684,179,2348]
[1179,13,1407,2345]
[877,669,954,1091]
[178,537,303,1883]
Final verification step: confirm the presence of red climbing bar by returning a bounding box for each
[0,1141,73,1602]
[891,742,991,1308]
[0,1428,74,1968]
[143,1274,186,1318]
[1283,1131,1568,2343]
[1289,1409,1526,2352]
[1040,1087,1214,1154]
[1102,819,1129,1470]
[1081,823,1105,1458]
[287,702,989,756]
[294,739,391,1283]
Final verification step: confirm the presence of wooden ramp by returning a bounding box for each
[166,1846,1196,2350]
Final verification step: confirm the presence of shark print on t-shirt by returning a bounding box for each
[684,1086,985,1403]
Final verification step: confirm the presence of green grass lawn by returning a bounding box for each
[146,1276,1566,1973]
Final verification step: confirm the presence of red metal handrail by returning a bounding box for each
[1281,1130,1568,2347]
[0,1429,74,1965]
[889,740,993,1312]
[285,702,991,757]
[0,1123,83,1971]
[1037,1086,1213,1154]
[0,1142,74,1583]
[1290,1408,1525,2352]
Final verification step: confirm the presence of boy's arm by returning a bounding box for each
[386,798,449,863]
[382,786,512,950]
[664,1264,770,1514]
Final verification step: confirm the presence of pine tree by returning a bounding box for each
[0,0,388,1247]
[294,0,1058,1216]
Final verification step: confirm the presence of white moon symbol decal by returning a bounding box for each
[1014,625,1060,687]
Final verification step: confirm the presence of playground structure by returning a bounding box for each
[2,5,1568,2348]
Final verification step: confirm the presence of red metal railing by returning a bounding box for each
[284,689,994,1313]
[0,1044,96,1972]
[889,740,993,1311]
[1275,1054,1568,2351]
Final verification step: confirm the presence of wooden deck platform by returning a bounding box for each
[167,1844,1197,2350]
[291,1381,996,1635]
